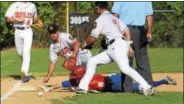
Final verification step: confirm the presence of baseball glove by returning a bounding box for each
[100,38,107,50]
[81,41,93,50]
[31,23,43,31]
[62,57,77,70]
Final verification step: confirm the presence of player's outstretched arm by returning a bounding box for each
[71,40,80,58]
[43,62,56,84]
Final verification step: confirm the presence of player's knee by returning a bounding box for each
[88,58,97,64]
[87,54,92,61]
[23,50,31,57]
[86,58,97,74]
[87,58,98,68]
[119,65,132,74]
[17,52,23,56]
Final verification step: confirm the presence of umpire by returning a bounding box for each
[111,2,154,92]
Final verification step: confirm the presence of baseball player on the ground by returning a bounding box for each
[5,2,43,83]
[42,24,92,84]
[75,1,154,96]
[39,65,177,93]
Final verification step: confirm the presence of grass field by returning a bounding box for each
[1,48,183,104]
[1,48,183,77]
[52,92,183,104]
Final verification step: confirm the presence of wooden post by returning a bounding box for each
[66,1,69,33]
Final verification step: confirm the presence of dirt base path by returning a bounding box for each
[1,73,183,104]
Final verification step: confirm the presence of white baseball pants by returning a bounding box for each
[78,38,151,91]
[14,28,33,76]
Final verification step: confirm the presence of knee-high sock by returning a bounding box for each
[153,80,168,87]
[132,80,168,92]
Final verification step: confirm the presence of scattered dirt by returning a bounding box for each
[1,73,183,104]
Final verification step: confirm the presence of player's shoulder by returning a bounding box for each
[96,15,104,22]
[49,42,54,47]
[96,11,111,23]
[28,2,36,8]
[95,16,105,25]
[49,44,54,52]
[11,2,18,5]
[60,32,70,36]
[60,32,73,39]
[8,2,18,8]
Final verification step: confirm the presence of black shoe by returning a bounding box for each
[22,76,30,83]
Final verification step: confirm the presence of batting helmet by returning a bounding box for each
[70,65,86,79]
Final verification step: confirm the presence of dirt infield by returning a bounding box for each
[1,73,183,104]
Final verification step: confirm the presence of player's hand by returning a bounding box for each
[43,76,50,84]
[147,33,152,42]
[128,47,134,57]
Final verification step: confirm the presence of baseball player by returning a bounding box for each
[42,24,92,84]
[39,65,177,93]
[5,2,43,82]
[75,1,154,96]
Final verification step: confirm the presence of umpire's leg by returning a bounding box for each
[121,27,139,93]
[121,26,154,92]
[139,28,153,85]
[127,27,153,86]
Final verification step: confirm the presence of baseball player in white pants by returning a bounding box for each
[43,24,92,84]
[76,1,155,96]
[5,2,43,82]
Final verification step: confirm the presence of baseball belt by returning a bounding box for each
[107,37,125,46]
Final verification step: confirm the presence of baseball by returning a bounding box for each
[37,91,43,97]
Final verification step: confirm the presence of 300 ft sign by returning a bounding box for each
[70,16,89,25]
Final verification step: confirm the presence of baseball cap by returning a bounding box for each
[47,24,59,34]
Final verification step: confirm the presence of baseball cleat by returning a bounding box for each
[22,76,30,83]
[88,90,101,93]
[75,88,87,94]
[143,87,155,96]
[163,76,177,85]
[21,72,30,83]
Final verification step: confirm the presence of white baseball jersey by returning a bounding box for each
[78,11,151,91]
[5,2,37,27]
[91,11,127,42]
[49,32,75,63]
